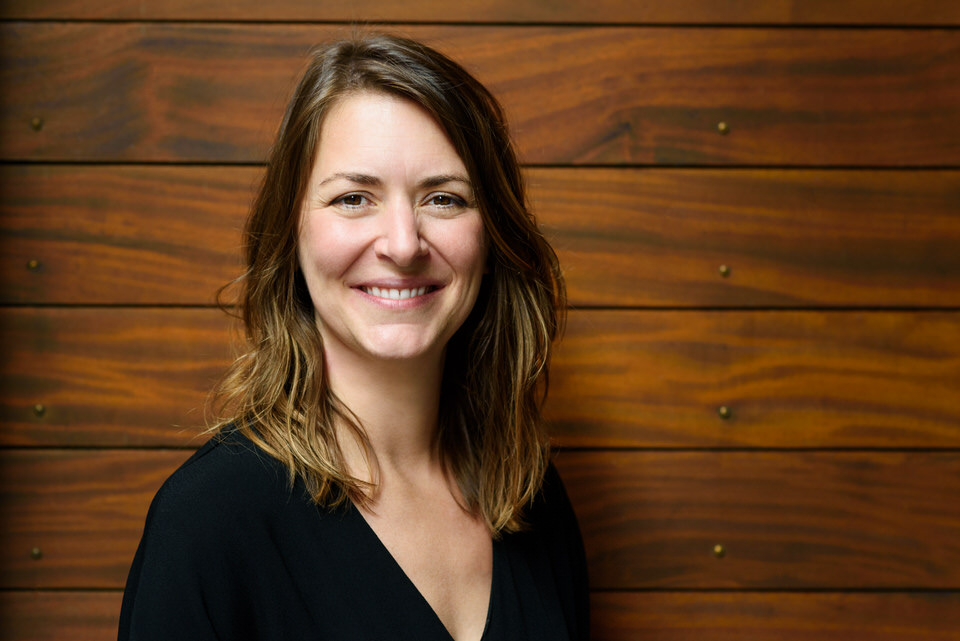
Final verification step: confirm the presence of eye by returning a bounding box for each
[333,193,368,209]
[426,193,465,209]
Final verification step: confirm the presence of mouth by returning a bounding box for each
[360,285,438,300]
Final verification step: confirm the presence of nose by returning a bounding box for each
[374,198,428,266]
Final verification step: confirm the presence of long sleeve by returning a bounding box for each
[117,436,310,641]
[118,486,222,640]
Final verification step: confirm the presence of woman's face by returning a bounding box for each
[298,91,487,370]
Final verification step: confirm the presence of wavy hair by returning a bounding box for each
[211,33,565,534]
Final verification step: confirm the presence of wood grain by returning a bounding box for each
[2,590,958,641]
[549,310,960,448]
[2,0,957,25]
[0,449,190,589]
[553,451,960,590]
[0,591,122,641]
[3,24,958,165]
[0,308,233,447]
[3,308,958,448]
[4,166,958,306]
[534,168,960,307]
[0,165,252,305]
[590,591,960,641]
[2,449,958,589]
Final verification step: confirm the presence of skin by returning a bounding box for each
[298,91,492,641]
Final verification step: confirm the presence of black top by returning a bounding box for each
[118,431,589,640]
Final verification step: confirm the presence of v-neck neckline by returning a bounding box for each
[347,502,498,641]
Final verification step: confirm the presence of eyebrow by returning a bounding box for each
[317,172,472,190]
[419,174,472,190]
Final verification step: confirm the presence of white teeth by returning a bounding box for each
[363,286,429,300]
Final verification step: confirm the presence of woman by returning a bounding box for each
[119,33,588,641]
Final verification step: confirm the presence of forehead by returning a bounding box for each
[314,91,466,174]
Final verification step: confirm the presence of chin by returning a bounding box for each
[358,335,445,363]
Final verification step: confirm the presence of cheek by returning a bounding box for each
[443,219,488,275]
[298,217,363,280]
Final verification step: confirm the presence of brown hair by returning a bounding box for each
[212,33,565,534]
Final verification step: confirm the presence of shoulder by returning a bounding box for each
[119,430,307,639]
[526,461,578,531]
[159,428,292,504]
[148,429,292,531]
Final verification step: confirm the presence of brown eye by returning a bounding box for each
[341,194,365,207]
[429,194,464,208]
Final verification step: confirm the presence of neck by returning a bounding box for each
[324,345,446,484]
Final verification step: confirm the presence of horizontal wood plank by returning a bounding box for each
[2,450,958,589]
[2,590,959,640]
[535,169,960,307]
[3,24,958,165]
[2,0,959,25]
[590,591,960,641]
[0,449,191,589]
[0,308,232,447]
[4,166,959,306]
[2,308,958,448]
[554,451,960,589]
[0,591,122,641]
[548,310,960,448]
[0,165,252,305]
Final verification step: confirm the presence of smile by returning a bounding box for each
[360,286,435,300]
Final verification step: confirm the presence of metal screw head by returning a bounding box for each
[33,404,46,417]
[717,405,732,420]
[27,259,41,271]
[716,121,730,135]
[718,265,731,278]
[713,544,726,558]
[31,117,44,131]
[30,547,43,560]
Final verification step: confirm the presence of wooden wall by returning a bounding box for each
[1,1,959,639]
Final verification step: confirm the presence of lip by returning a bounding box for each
[351,278,444,307]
